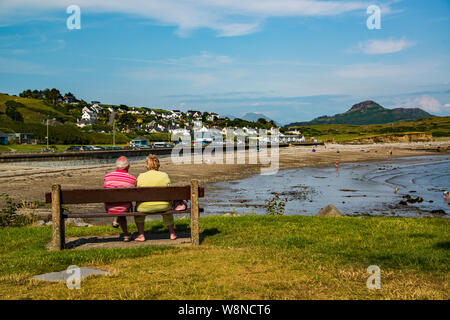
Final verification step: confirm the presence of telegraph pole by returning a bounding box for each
[46,119,49,150]
[113,120,116,146]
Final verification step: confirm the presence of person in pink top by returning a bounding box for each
[104,156,137,241]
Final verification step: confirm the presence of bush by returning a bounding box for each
[0,194,36,227]
[432,131,450,137]
[5,101,24,122]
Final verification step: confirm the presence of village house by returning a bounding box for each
[6,132,34,144]
[243,127,258,135]
[285,128,302,135]
[62,95,77,104]
[206,112,219,122]
[187,110,202,119]
[0,132,8,145]
[130,136,149,147]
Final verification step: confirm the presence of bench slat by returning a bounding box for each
[45,186,205,204]
[63,209,196,218]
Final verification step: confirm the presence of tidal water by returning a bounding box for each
[202,155,450,217]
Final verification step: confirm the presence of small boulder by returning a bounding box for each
[316,204,342,217]
[35,220,46,226]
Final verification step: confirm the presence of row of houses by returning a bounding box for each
[76,102,220,129]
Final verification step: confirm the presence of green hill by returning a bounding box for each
[286,100,433,127]
[0,93,76,124]
[286,116,450,142]
[0,93,130,146]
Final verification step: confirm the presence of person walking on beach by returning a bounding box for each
[103,156,137,242]
[135,154,178,241]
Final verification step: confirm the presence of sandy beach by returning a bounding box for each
[0,141,448,208]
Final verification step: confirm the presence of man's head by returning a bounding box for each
[116,156,130,171]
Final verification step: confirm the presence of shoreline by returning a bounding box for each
[0,141,448,216]
[203,154,450,218]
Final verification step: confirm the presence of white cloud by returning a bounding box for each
[402,95,442,113]
[0,0,373,37]
[356,38,416,55]
[444,103,450,108]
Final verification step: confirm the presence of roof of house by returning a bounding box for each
[132,136,149,141]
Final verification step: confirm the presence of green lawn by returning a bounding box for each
[0,215,448,299]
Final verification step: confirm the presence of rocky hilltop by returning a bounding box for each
[286,100,433,126]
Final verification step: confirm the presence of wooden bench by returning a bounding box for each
[45,179,204,250]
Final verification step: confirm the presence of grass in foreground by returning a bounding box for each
[0,216,448,299]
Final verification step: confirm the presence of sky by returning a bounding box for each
[0,0,449,124]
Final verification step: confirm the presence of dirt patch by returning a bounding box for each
[58,232,192,250]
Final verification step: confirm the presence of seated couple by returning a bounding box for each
[104,154,187,242]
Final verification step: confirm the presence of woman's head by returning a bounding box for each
[145,154,160,171]
[116,156,130,171]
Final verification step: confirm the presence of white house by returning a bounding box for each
[243,127,258,135]
[91,103,103,113]
[286,129,301,135]
[206,112,219,121]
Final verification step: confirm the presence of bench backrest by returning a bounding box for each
[45,186,205,204]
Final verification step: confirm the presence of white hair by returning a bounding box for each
[115,157,130,170]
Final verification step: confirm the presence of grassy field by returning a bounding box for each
[290,116,450,142]
[0,93,73,123]
[0,215,448,300]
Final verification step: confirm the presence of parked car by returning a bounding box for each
[82,146,95,151]
[66,146,83,152]
[106,146,123,151]
[151,142,173,148]
[91,146,106,151]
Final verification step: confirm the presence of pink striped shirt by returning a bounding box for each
[103,169,137,213]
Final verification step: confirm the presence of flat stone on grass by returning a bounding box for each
[33,267,108,282]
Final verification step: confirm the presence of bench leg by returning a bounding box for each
[190,179,200,246]
[51,184,65,250]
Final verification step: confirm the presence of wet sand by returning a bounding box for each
[0,141,448,215]
[203,154,450,217]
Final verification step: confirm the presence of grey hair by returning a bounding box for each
[115,156,130,170]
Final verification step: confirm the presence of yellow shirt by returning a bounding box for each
[136,170,171,213]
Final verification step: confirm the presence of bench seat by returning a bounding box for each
[64,208,204,218]
[46,179,203,250]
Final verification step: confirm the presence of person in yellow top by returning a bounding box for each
[135,154,176,241]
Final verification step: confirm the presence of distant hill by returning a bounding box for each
[241,112,272,122]
[286,100,433,127]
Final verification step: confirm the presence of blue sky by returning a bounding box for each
[0,0,449,124]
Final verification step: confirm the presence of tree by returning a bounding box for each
[257,118,267,125]
[5,101,24,122]
[19,89,32,98]
[117,113,136,130]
